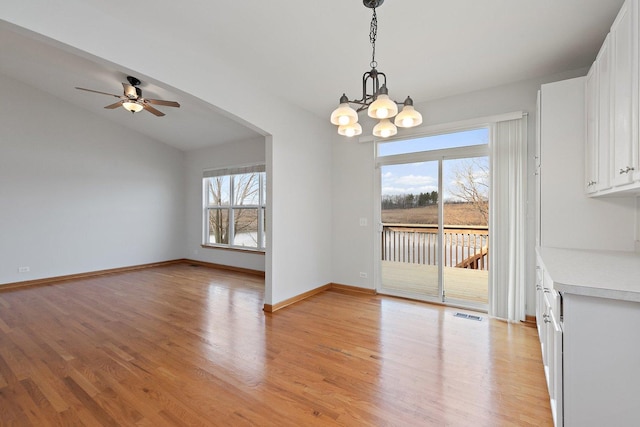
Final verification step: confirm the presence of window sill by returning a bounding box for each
[200,244,266,255]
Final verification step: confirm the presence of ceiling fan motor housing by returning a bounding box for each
[126,76,141,86]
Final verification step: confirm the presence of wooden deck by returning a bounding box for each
[381,261,489,304]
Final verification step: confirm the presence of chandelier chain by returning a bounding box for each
[369,7,378,69]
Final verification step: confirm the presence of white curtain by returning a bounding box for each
[489,116,527,322]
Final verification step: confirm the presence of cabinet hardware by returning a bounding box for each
[587,180,596,186]
[619,166,635,174]
[543,288,551,293]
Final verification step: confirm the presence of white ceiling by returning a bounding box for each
[0,0,625,151]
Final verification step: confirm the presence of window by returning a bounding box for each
[203,165,266,251]
[377,128,489,157]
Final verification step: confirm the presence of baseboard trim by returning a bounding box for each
[264,282,376,313]
[0,258,265,292]
[181,259,265,277]
[329,283,377,296]
[522,315,537,328]
[264,284,332,313]
[0,259,184,292]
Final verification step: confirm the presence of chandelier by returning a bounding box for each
[330,0,422,138]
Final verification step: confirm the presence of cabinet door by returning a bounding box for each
[550,311,563,427]
[564,294,640,426]
[535,264,546,357]
[585,64,598,194]
[597,35,612,192]
[610,0,637,187]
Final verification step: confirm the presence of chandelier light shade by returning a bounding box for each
[330,95,359,126]
[329,0,422,138]
[367,86,398,119]
[122,100,144,113]
[373,118,398,138]
[338,122,363,137]
[394,97,423,128]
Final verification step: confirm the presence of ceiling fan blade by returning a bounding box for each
[142,103,165,117]
[104,101,123,109]
[75,87,121,98]
[122,83,141,99]
[146,99,180,108]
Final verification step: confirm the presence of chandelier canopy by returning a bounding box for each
[330,0,422,138]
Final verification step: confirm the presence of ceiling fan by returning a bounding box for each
[75,76,180,116]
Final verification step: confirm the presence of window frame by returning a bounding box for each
[202,165,266,252]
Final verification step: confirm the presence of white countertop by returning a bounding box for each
[537,247,640,302]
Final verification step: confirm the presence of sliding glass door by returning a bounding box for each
[380,160,441,299]
[442,156,489,307]
[377,129,489,309]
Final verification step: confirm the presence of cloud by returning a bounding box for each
[382,173,438,195]
[394,174,436,186]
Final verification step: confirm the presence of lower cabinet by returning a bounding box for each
[562,293,640,427]
[549,312,563,426]
[537,252,640,427]
[536,258,563,427]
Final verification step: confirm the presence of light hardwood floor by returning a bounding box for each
[0,263,551,426]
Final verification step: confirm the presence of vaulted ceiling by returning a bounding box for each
[0,0,625,150]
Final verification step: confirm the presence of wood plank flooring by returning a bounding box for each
[0,263,551,426]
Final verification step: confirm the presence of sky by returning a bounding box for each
[379,128,489,200]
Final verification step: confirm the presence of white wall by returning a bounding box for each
[266,124,334,305]
[0,74,185,285]
[184,138,266,272]
[11,2,617,313]
[331,69,598,315]
[1,1,334,306]
[540,78,636,250]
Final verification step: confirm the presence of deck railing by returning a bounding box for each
[381,224,489,270]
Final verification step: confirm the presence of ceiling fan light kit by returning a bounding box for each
[75,75,180,117]
[330,0,422,138]
[122,101,144,113]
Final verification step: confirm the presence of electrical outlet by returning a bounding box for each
[18,266,30,273]
[359,218,368,226]
[359,272,367,278]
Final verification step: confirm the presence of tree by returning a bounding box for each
[207,173,260,245]
[232,173,260,242]
[448,158,489,223]
[207,177,229,244]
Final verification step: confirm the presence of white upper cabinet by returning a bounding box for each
[610,0,637,187]
[586,0,640,196]
[585,64,598,194]
[597,35,612,192]
[596,35,611,191]
[585,34,613,194]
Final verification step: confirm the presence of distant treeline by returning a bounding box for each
[382,192,438,209]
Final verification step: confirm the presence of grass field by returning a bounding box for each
[382,202,487,226]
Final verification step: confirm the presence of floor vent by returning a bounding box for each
[454,312,483,321]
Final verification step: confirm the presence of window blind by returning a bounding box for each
[203,164,265,178]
